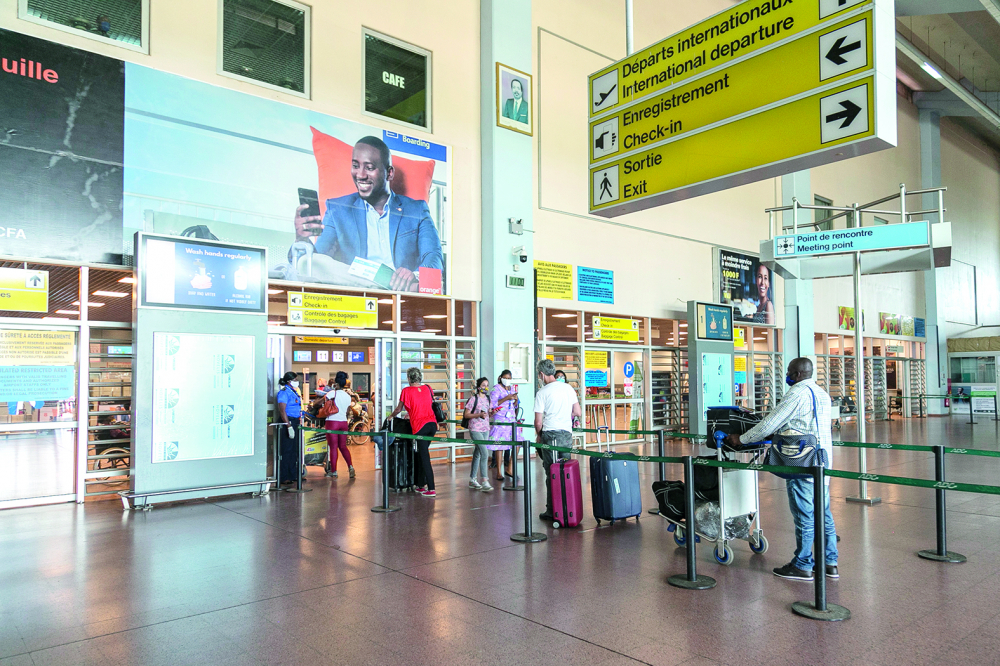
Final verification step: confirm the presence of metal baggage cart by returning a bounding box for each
[662,436,769,565]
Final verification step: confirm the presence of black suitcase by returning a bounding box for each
[706,405,762,442]
[589,449,642,525]
[386,418,415,490]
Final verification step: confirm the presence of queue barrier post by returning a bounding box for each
[372,428,401,513]
[792,466,849,621]
[649,430,667,515]
[919,393,924,419]
[511,438,547,543]
[503,423,525,491]
[917,445,966,563]
[285,423,312,494]
[667,456,716,590]
[994,393,999,422]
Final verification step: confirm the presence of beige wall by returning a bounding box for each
[0,0,483,302]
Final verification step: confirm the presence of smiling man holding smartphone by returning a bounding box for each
[293,136,443,292]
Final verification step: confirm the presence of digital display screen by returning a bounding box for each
[348,351,366,363]
[696,303,734,341]
[293,351,311,362]
[140,235,266,314]
[107,345,133,355]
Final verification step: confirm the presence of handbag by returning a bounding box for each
[317,390,339,420]
[431,399,446,424]
[763,388,828,480]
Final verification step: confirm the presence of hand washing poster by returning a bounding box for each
[152,333,254,463]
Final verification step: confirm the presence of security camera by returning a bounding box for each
[332,329,341,335]
[512,245,527,263]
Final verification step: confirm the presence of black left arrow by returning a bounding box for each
[825,99,862,128]
[825,36,861,65]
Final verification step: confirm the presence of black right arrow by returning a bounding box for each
[825,99,862,128]
[825,36,861,65]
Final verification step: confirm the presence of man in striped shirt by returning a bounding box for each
[724,357,838,582]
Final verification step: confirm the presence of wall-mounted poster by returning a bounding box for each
[838,306,866,331]
[151,333,254,463]
[534,261,573,300]
[879,312,901,336]
[901,316,915,337]
[496,63,532,136]
[718,249,774,325]
[578,266,614,304]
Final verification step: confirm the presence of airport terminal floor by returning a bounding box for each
[2,418,1000,666]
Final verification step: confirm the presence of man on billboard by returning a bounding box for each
[293,136,442,292]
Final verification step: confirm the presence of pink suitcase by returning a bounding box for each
[550,459,583,528]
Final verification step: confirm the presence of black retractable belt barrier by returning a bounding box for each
[792,466,849,621]
[649,430,667,515]
[285,425,312,493]
[511,438,546,543]
[917,445,965,563]
[667,456,716,590]
[372,429,401,513]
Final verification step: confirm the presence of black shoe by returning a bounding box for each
[825,565,839,579]
[837,534,841,543]
[772,564,814,581]
[538,512,554,522]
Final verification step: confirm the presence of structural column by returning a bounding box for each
[480,0,535,412]
[781,171,815,365]
[919,109,948,413]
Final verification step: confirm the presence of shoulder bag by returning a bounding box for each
[317,389,339,420]
[763,388,829,480]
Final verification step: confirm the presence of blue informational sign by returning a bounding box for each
[696,303,734,341]
[0,365,75,403]
[914,317,926,338]
[623,361,634,378]
[774,221,929,258]
[734,371,747,384]
[141,236,266,314]
[348,351,366,363]
[585,369,608,388]
[383,130,448,162]
[577,267,614,304]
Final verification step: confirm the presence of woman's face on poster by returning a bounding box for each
[756,265,770,300]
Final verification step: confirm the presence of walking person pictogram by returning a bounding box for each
[599,172,613,200]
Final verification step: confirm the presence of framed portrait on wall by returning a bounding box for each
[496,63,532,136]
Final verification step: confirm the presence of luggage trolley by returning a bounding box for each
[658,406,769,565]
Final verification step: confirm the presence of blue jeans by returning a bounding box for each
[786,478,838,571]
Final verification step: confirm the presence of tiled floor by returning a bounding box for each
[2,416,1000,665]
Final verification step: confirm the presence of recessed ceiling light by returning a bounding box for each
[118,276,136,284]
[378,298,393,304]
[382,321,394,325]
[55,310,79,315]
[552,313,576,318]
[457,325,464,328]
[567,325,578,329]
[424,314,447,319]
[678,323,688,327]
[421,329,441,333]
[920,62,942,79]
[267,289,283,295]
[93,291,129,298]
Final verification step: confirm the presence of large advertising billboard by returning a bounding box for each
[0,29,452,295]
[0,28,124,264]
[718,249,775,326]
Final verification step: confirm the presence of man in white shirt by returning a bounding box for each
[724,357,838,582]
[534,358,581,522]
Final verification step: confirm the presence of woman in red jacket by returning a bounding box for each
[388,366,439,497]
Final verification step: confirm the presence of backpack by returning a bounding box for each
[461,393,482,429]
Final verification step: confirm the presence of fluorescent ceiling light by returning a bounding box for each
[267,289,283,295]
[118,276,136,284]
[424,314,447,319]
[55,310,79,315]
[920,62,942,79]
[378,298,393,304]
[421,329,441,333]
[93,291,129,298]
[72,301,104,307]
[382,321,394,325]
[678,323,688,327]
[552,313,576,318]
[567,325,578,329]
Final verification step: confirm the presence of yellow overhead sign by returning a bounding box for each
[592,316,640,342]
[287,292,378,328]
[293,336,350,344]
[590,12,873,163]
[0,268,48,313]
[588,0,868,118]
[591,78,878,213]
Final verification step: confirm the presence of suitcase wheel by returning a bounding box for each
[596,519,601,526]
[553,521,561,529]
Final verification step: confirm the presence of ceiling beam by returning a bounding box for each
[979,0,1000,24]
[896,32,1000,129]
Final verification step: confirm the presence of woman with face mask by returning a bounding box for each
[276,371,303,487]
[313,371,355,479]
[554,370,567,383]
[464,377,493,491]
[488,369,521,480]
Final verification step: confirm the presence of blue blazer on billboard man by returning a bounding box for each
[295,136,442,292]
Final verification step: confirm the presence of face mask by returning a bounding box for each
[290,381,299,388]
[479,386,488,393]
[785,376,795,387]
[500,378,510,387]
[556,377,566,383]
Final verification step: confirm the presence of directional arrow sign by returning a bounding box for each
[286,292,378,328]
[0,268,48,313]
[588,0,870,118]
[589,11,874,164]
[590,78,887,215]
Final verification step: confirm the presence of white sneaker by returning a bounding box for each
[469,479,482,489]
[480,481,494,492]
